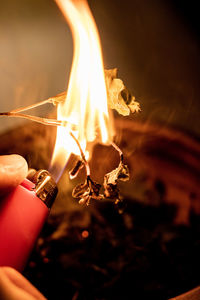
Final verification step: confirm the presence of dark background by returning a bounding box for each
[1,2,200,299]
[0,0,200,135]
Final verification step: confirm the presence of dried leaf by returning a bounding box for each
[72,177,103,206]
[104,161,129,185]
[104,182,119,199]
[103,162,130,200]
[105,68,140,116]
[69,159,84,179]
[72,181,88,198]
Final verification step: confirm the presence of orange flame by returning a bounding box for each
[51,0,114,180]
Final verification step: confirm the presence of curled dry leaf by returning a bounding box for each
[69,159,84,179]
[104,161,130,184]
[72,177,103,206]
[105,68,140,116]
[104,162,130,200]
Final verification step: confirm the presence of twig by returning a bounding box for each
[0,112,80,130]
[0,112,65,127]
[10,91,66,113]
[10,99,52,113]
[0,91,68,126]
[69,131,91,177]
[111,141,124,162]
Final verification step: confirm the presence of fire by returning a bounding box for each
[50,0,114,181]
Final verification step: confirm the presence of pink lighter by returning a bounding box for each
[0,170,58,272]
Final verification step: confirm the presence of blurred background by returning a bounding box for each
[1,2,200,299]
[0,0,200,136]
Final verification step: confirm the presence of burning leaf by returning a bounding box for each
[0,68,139,127]
[69,159,84,179]
[105,68,140,116]
[46,68,140,116]
[72,177,103,206]
[104,161,130,200]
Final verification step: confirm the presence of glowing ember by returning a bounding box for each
[50,0,114,181]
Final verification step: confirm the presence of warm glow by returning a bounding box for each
[50,0,114,181]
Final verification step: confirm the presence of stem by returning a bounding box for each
[10,91,66,113]
[0,112,80,129]
[0,112,64,127]
[111,141,124,162]
[10,99,51,113]
[69,131,91,177]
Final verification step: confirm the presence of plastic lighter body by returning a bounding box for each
[0,171,57,272]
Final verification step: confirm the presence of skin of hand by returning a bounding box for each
[0,267,46,300]
[0,154,46,300]
[0,155,28,195]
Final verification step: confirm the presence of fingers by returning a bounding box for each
[0,155,28,194]
[0,267,46,300]
[0,269,36,300]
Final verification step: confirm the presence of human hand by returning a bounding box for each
[0,154,46,300]
[0,154,28,195]
[0,267,46,300]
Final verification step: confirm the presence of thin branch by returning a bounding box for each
[69,131,91,177]
[0,112,80,130]
[0,112,65,127]
[10,99,51,113]
[111,141,124,162]
[10,91,66,113]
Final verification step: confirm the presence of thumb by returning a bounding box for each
[0,155,28,193]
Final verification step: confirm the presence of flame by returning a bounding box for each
[50,0,114,181]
